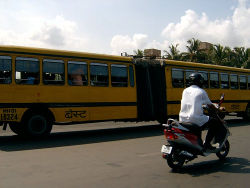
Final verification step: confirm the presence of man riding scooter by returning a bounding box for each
[179,73,224,151]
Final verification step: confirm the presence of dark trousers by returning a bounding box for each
[201,117,222,147]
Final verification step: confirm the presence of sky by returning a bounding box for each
[0,0,249,55]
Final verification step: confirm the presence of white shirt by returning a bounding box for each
[179,85,212,126]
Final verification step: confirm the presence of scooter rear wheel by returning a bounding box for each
[167,148,185,170]
[216,140,230,160]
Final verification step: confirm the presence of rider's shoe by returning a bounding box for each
[204,144,216,151]
[212,143,220,149]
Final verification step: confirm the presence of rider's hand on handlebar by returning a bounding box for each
[207,103,218,110]
[206,104,226,113]
[219,106,226,111]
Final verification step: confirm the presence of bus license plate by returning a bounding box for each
[161,145,172,154]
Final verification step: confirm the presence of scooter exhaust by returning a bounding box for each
[179,151,195,160]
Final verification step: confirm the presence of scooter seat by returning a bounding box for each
[179,122,201,135]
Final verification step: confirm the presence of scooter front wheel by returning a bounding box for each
[166,148,185,170]
[216,140,230,160]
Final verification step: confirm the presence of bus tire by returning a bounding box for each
[243,105,250,121]
[9,122,24,135]
[23,113,53,137]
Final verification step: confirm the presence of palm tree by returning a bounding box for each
[223,46,235,67]
[243,59,250,69]
[212,44,228,65]
[133,49,144,58]
[232,47,249,68]
[164,44,182,60]
[243,48,250,68]
[183,38,202,62]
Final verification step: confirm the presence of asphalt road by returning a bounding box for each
[0,117,249,188]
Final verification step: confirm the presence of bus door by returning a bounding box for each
[134,59,167,123]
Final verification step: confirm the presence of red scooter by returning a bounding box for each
[161,94,230,170]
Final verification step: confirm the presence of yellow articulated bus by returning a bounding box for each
[0,46,249,137]
[133,58,250,124]
[164,60,250,119]
[0,46,137,136]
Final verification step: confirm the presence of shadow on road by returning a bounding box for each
[0,124,162,152]
[0,118,248,152]
[226,119,250,127]
[174,157,250,176]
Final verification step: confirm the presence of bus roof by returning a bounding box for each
[0,45,249,73]
[165,59,250,74]
[0,45,133,63]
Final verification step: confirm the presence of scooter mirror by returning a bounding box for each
[220,93,225,101]
[218,93,225,106]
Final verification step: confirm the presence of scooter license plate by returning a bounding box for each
[161,145,172,154]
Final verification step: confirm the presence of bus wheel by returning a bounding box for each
[243,105,250,121]
[9,122,24,135]
[24,114,53,137]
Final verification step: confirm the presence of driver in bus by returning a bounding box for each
[179,73,223,151]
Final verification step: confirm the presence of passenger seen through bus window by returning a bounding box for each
[69,68,84,86]
[68,62,87,86]
[15,57,39,85]
[90,63,108,86]
[0,56,11,84]
[43,59,65,85]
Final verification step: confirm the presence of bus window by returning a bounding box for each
[68,61,88,86]
[129,65,134,87]
[0,56,11,84]
[239,75,247,90]
[209,72,219,88]
[90,63,109,86]
[220,73,229,89]
[111,64,128,87]
[198,71,208,88]
[172,68,184,88]
[43,59,64,85]
[248,76,250,89]
[230,74,238,89]
[15,57,39,85]
[185,70,195,87]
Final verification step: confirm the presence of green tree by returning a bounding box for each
[243,48,250,69]
[212,44,228,65]
[222,46,234,66]
[183,38,204,62]
[133,49,144,58]
[164,44,182,60]
[232,47,249,68]
[243,59,250,69]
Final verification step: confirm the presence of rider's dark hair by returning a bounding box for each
[189,73,204,88]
